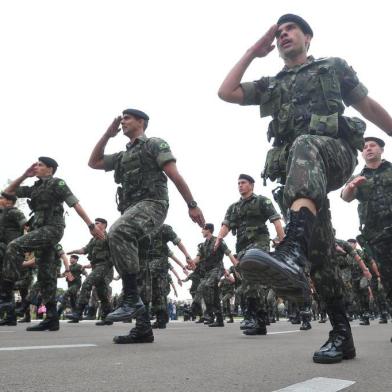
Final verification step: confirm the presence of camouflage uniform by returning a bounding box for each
[240,56,367,303]
[2,177,78,308]
[351,160,392,306]
[183,265,204,319]
[76,235,113,316]
[61,261,84,311]
[220,276,235,319]
[0,205,26,281]
[196,236,231,317]
[223,193,280,320]
[148,224,181,323]
[103,134,175,275]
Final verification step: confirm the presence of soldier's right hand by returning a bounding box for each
[188,206,205,227]
[249,25,278,58]
[23,163,38,178]
[90,225,106,240]
[348,176,366,189]
[105,116,122,138]
[213,237,223,253]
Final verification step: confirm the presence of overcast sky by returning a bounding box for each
[1,1,391,300]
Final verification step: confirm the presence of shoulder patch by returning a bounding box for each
[58,180,65,187]
[159,142,169,150]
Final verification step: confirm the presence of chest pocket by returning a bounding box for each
[318,65,342,115]
[259,80,281,118]
[121,151,143,185]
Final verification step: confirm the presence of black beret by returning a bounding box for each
[364,136,385,148]
[70,255,79,260]
[238,174,255,184]
[95,218,108,225]
[347,239,357,243]
[204,223,214,233]
[1,192,17,202]
[277,14,313,37]
[122,109,149,122]
[38,156,58,173]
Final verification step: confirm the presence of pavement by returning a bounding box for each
[0,318,391,392]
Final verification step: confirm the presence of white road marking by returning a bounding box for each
[0,344,97,351]
[273,377,355,392]
[0,331,15,333]
[268,330,301,335]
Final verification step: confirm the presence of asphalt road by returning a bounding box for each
[0,318,391,392]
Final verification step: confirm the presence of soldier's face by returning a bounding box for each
[362,141,383,163]
[35,161,53,177]
[238,179,253,196]
[276,22,311,58]
[70,257,77,264]
[95,221,106,231]
[121,114,143,137]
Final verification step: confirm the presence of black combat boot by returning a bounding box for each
[209,312,224,327]
[0,308,17,326]
[313,301,356,364]
[300,309,312,331]
[83,306,97,320]
[65,303,86,322]
[226,314,234,323]
[18,309,31,323]
[379,312,388,324]
[151,311,167,329]
[95,304,114,326]
[57,303,65,318]
[113,306,154,344]
[243,311,267,335]
[15,299,30,317]
[359,313,370,326]
[195,317,205,324]
[26,303,59,331]
[106,274,145,322]
[240,208,314,296]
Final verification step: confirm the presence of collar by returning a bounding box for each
[239,193,256,202]
[277,55,315,77]
[126,133,148,150]
[362,159,390,173]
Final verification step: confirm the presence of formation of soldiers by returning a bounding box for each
[1,13,392,366]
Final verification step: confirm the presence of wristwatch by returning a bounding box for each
[88,223,95,230]
[187,200,198,209]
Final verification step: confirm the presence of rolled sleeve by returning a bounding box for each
[240,82,259,106]
[269,213,281,223]
[103,153,120,172]
[15,186,32,199]
[343,82,368,106]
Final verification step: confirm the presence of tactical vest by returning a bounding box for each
[261,58,365,183]
[199,237,225,271]
[357,161,392,238]
[68,263,83,285]
[28,178,65,228]
[113,138,169,212]
[87,238,111,265]
[229,196,270,252]
[0,207,24,244]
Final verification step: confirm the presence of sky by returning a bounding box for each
[1,1,391,300]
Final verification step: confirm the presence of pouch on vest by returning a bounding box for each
[263,144,289,183]
[309,112,339,138]
[338,116,366,151]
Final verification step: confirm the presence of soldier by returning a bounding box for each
[66,218,114,326]
[218,14,392,363]
[214,174,284,335]
[0,157,103,331]
[342,136,392,337]
[57,254,87,318]
[148,224,192,329]
[219,270,235,323]
[182,264,205,322]
[0,192,27,325]
[88,109,204,344]
[192,223,237,327]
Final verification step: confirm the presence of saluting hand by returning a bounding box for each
[105,116,122,138]
[23,163,38,178]
[249,25,278,58]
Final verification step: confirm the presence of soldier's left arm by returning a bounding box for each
[353,96,392,136]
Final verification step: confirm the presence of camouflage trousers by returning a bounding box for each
[77,264,113,307]
[202,266,224,314]
[151,270,169,314]
[1,225,64,304]
[369,238,392,303]
[221,291,234,316]
[283,136,357,303]
[107,200,168,275]
[370,276,389,314]
[351,278,370,313]
[61,282,81,309]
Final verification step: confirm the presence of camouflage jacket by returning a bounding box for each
[197,235,231,271]
[0,206,26,244]
[84,235,112,267]
[68,262,84,286]
[223,193,280,253]
[352,160,392,239]
[103,134,176,212]
[16,176,78,228]
[241,56,368,182]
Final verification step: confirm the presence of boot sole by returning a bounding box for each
[240,249,310,296]
[106,305,145,323]
[113,336,154,344]
[313,348,356,364]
